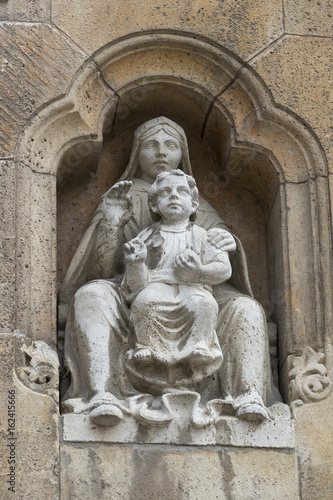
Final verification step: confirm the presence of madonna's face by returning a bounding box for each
[138,130,182,183]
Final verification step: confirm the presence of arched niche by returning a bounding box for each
[15,32,332,401]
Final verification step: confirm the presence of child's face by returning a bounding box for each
[155,176,196,223]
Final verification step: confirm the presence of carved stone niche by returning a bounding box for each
[15,33,332,446]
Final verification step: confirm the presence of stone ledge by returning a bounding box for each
[60,441,300,499]
[62,406,294,449]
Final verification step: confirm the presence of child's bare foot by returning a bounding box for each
[133,348,153,363]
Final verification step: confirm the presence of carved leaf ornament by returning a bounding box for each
[14,333,59,402]
[289,347,332,403]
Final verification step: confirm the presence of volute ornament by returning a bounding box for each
[14,332,59,403]
[289,347,332,404]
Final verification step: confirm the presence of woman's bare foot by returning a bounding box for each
[89,404,123,426]
[236,403,270,422]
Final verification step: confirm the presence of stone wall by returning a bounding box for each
[0,1,332,498]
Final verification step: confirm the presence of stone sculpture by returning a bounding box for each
[59,116,279,427]
[122,169,231,391]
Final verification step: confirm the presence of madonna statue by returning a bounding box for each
[58,117,279,426]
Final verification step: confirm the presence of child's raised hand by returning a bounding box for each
[124,238,147,263]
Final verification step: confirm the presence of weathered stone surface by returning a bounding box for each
[0,332,15,497]
[15,164,57,344]
[94,34,242,98]
[228,447,300,498]
[288,347,332,404]
[63,403,294,448]
[0,3,331,499]
[251,36,333,170]
[281,174,333,358]
[60,443,299,499]
[0,332,59,499]
[20,61,115,176]
[330,173,333,234]
[52,0,283,59]
[294,395,333,499]
[0,23,86,157]
[0,161,15,330]
[283,181,319,352]
[285,0,333,36]
[60,118,277,432]
[0,0,50,22]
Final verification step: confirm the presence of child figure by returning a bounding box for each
[122,170,233,390]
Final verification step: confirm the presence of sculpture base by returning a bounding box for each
[60,441,299,499]
[63,401,294,449]
[62,399,297,498]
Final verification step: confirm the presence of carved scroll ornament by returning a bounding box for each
[289,347,332,404]
[14,332,59,403]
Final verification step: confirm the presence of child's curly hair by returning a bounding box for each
[148,170,199,222]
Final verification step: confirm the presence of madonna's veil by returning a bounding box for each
[119,116,193,180]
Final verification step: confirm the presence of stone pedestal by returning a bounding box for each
[61,402,297,499]
[60,443,300,499]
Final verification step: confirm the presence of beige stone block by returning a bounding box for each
[163,451,228,499]
[15,164,57,344]
[61,445,134,500]
[0,333,15,497]
[110,82,212,143]
[266,187,287,354]
[0,332,59,499]
[0,161,15,231]
[0,161,15,329]
[30,172,57,342]
[251,36,333,171]
[0,236,15,318]
[284,181,319,352]
[95,35,241,98]
[0,23,86,157]
[205,66,326,184]
[15,387,59,499]
[312,176,333,349]
[20,61,116,176]
[294,395,333,499]
[329,173,333,236]
[52,0,283,60]
[61,443,299,499]
[285,0,333,36]
[284,175,333,355]
[0,284,15,329]
[228,448,300,498]
[0,0,50,22]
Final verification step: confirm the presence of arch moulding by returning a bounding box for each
[14,32,332,402]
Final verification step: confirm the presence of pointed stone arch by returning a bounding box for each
[15,32,332,400]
